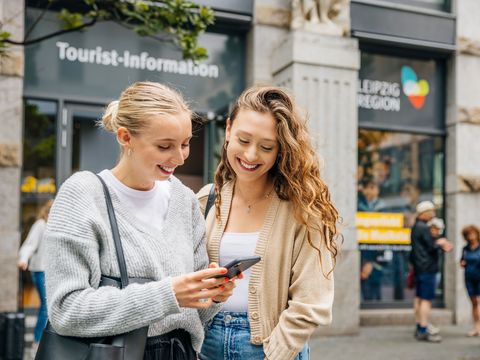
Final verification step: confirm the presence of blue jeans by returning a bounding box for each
[199,312,309,360]
[31,271,48,342]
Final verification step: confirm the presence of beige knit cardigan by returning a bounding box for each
[197,181,334,360]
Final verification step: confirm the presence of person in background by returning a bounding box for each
[17,199,54,349]
[357,178,386,212]
[460,225,480,337]
[422,217,446,336]
[410,201,452,343]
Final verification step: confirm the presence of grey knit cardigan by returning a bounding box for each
[44,171,219,352]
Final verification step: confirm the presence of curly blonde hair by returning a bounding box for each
[214,86,340,275]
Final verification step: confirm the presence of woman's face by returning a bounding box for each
[225,109,279,184]
[466,231,479,243]
[127,111,192,183]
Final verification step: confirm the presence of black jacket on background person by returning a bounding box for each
[410,219,441,273]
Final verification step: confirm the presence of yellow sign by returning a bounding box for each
[356,212,404,228]
[357,228,411,245]
[356,212,410,245]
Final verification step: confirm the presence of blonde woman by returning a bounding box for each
[18,199,54,346]
[198,87,339,360]
[44,82,235,359]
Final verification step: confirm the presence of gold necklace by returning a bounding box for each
[236,184,274,214]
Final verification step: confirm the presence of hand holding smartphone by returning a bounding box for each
[211,256,261,279]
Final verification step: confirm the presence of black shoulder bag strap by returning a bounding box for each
[96,175,129,288]
[204,184,216,220]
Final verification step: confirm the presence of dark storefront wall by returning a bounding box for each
[25,8,245,112]
[351,0,455,52]
[357,51,446,308]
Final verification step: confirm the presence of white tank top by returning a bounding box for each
[219,232,259,312]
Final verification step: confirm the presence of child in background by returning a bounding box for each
[428,217,445,240]
[424,217,451,337]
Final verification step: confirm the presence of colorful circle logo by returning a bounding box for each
[401,66,430,110]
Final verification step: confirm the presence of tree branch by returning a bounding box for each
[25,1,53,40]
[5,17,97,46]
[112,19,175,44]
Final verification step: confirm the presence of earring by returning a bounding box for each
[224,142,228,150]
[127,148,132,157]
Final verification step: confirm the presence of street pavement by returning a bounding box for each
[310,325,480,360]
[24,324,480,360]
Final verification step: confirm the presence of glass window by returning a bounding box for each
[21,99,57,308]
[382,0,449,11]
[357,129,445,307]
[22,99,57,203]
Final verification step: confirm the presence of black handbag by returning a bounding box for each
[35,175,149,360]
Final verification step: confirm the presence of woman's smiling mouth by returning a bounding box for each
[237,158,260,172]
[158,165,175,175]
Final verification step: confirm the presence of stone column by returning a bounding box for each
[245,0,290,86]
[444,0,480,325]
[0,0,24,312]
[272,31,360,335]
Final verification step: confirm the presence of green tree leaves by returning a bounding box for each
[2,0,215,60]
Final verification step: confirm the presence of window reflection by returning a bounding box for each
[22,100,57,201]
[21,99,57,308]
[358,130,445,306]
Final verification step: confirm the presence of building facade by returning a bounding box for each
[1,0,480,336]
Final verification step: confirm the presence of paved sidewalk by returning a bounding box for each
[24,325,480,360]
[310,325,480,360]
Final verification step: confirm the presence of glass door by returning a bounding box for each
[57,104,118,185]
[357,129,445,308]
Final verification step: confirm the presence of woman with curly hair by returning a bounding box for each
[461,225,480,337]
[197,86,339,360]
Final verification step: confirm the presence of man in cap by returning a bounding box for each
[410,201,452,342]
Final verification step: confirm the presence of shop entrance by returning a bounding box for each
[57,104,117,185]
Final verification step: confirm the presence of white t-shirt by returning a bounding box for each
[98,170,171,232]
[219,232,259,312]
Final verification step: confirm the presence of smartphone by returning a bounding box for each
[211,256,261,279]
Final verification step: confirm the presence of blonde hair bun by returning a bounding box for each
[101,100,120,133]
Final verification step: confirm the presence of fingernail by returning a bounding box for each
[220,285,225,290]
[221,269,228,274]
[225,278,230,282]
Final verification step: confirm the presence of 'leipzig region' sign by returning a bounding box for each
[358,53,444,133]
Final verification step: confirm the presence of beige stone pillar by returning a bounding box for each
[444,0,480,325]
[0,0,24,312]
[272,31,360,335]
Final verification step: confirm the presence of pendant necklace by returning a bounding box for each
[236,184,274,214]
